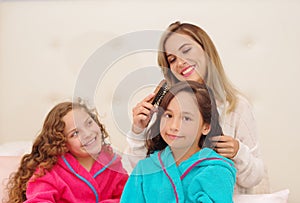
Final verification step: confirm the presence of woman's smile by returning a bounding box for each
[181,65,195,77]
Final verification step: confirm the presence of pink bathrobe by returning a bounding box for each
[25,148,128,203]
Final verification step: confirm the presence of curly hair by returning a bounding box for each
[146,81,215,156]
[5,100,109,203]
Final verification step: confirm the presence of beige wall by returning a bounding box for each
[0,0,299,202]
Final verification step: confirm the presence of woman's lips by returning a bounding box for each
[181,65,195,77]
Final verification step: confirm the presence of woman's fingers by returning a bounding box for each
[143,92,156,103]
[133,104,151,116]
[132,93,156,134]
[211,135,239,159]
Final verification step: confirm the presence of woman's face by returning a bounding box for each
[63,108,102,158]
[164,33,207,83]
[160,91,210,153]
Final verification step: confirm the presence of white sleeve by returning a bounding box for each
[124,112,159,169]
[233,140,264,188]
[230,98,265,189]
[123,129,147,169]
[126,129,147,149]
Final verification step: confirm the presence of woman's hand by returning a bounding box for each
[211,135,239,159]
[132,93,156,134]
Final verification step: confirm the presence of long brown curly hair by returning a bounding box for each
[4,100,109,203]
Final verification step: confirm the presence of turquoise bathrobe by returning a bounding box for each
[121,147,236,203]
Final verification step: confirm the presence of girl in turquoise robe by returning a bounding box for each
[121,81,236,203]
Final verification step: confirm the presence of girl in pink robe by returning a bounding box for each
[6,100,128,203]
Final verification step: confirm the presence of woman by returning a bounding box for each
[126,21,268,194]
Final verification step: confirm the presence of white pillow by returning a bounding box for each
[233,189,289,203]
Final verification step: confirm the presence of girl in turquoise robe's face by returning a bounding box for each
[160,90,211,165]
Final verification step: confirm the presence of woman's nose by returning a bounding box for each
[177,57,188,67]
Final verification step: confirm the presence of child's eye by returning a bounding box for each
[183,116,192,121]
[87,119,93,125]
[70,131,79,138]
[163,113,172,118]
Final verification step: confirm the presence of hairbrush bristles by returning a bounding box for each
[151,80,168,107]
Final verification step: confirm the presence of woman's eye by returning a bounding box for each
[182,47,191,54]
[168,56,176,64]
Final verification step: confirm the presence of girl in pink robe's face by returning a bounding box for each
[64,108,103,160]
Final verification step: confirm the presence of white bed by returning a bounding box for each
[0,141,289,202]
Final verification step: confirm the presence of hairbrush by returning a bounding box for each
[151,80,169,107]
